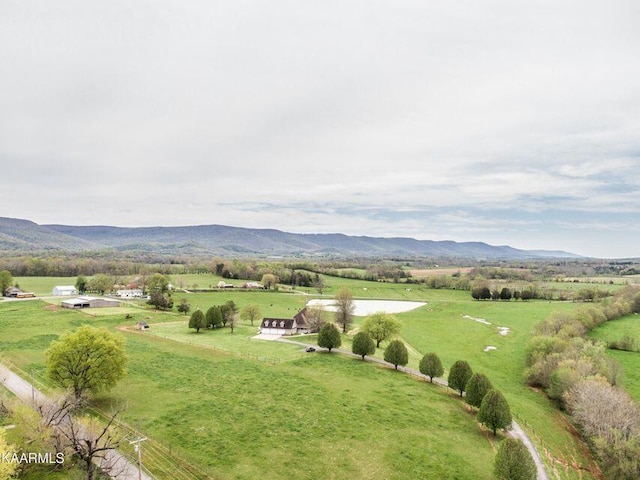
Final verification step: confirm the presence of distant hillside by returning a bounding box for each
[0,217,99,252]
[0,217,581,259]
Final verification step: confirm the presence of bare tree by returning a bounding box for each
[13,394,127,480]
[334,288,355,333]
[564,377,640,442]
[302,304,326,333]
[313,274,325,295]
[58,407,127,480]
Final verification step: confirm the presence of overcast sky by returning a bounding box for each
[1,1,639,258]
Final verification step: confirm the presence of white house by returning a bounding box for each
[52,286,78,296]
[259,308,312,336]
[116,289,143,298]
[260,318,297,335]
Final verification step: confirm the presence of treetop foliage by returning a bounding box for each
[419,352,444,382]
[448,360,473,397]
[351,331,376,359]
[361,312,400,347]
[465,372,493,408]
[45,326,127,401]
[384,339,409,370]
[494,438,536,480]
[317,323,342,352]
[478,389,512,435]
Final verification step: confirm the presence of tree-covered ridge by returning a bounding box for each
[0,216,581,258]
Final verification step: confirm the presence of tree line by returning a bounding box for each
[524,285,640,479]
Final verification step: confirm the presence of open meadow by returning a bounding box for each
[588,313,640,401]
[0,275,621,479]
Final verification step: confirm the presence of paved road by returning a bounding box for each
[0,363,154,480]
[278,337,549,480]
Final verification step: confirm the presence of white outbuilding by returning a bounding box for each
[52,286,78,296]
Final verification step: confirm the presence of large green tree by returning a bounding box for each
[189,310,206,333]
[317,323,341,352]
[261,273,278,290]
[351,331,375,359]
[448,360,473,397]
[146,273,170,294]
[494,438,536,480]
[45,326,127,402]
[86,273,113,295]
[361,312,400,347]
[465,372,493,408]
[147,290,173,310]
[334,288,355,333]
[384,339,409,370]
[75,274,88,294]
[478,389,512,435]
[146,273,173,310]
[206,305,223,329]
[0,270,13,296]
[419,352,444,383]
[221,300,239,327]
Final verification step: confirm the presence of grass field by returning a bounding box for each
[588,314,640,402]
[0,279,607,480]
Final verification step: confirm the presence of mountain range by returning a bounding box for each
[0,217,580,259]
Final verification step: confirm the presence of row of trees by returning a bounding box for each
[471,279,614,303]
[324,328,531,479]
[316,318,517,442]
[188,301,249,333]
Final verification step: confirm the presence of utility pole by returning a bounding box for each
[129,436,147,480]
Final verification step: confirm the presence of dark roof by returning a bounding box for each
[293,307,310,327]
[261,318,295,329]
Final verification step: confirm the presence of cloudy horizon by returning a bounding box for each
[1,1,639,258]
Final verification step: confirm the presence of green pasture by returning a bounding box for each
[588,314,640,401]
[0,282,601,480]
[12,276,79,296]
[0,300,497,480]
[146,322,307,363]
[101,338,498,480]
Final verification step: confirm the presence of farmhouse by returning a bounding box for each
[4,287,36,298]
[259,308,312,335]
[260,318,297,335]
[243,282,264,289]
[116,289,143,298]
[61,296,120,309]
[52,286,78,296]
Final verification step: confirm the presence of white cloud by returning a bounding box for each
[1,0,639,258]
